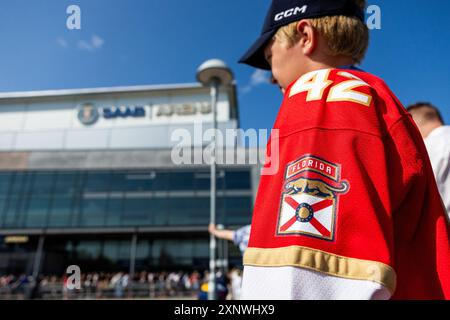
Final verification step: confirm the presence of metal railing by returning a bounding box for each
[0,281,199,300]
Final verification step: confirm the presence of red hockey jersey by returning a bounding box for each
[242,68,450,300]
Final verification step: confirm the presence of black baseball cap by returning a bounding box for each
[239,0,365,70]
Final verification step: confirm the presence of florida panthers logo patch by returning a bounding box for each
[276,155,349,241]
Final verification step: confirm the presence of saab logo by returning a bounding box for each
[103,106,146,119]
[77,103,99,126]
[277,155,349,241]
[274,5,308,22]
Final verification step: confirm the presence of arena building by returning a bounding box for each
[0,81,261,278]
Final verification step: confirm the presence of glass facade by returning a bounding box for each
[0,168,253,275]
[0,234,243,275]
[0,169,253,230]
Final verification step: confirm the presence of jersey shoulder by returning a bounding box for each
[280,68,407,137]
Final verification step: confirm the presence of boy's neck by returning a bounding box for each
[304,55,356,74]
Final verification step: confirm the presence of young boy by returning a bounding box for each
[239,0,450,300]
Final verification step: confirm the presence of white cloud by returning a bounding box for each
[250,69,271,86]
[77,40,91,51]
[241,70,271,94]
[57,37,68,48]
[77,34,105,52]
[91,35,105,49]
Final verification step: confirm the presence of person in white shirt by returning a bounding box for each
[407,102,450,221]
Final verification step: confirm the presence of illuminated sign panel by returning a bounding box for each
[4,236,29,244]
[77,102,214,126]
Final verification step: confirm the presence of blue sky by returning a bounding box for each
[0,0,449,132]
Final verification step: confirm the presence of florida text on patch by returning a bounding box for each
[277,155,349,241]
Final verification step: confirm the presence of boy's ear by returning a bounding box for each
[295,20,316,56]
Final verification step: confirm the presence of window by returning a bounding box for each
[168,171,195,190]
[194,171,211,190]
[167,197,209,226]
[149,198,168,226]
[76,241,102,260]
[152,240,193,267]
[0,169,254,230]
[30,172,54,196]
[225,170,251,190]
[0,173,13,228]
[194,170,225,191]
[167,197,192,226]
[49,197,73,227]
[48,172,78,228]
[224,196,253,225]
[122,198,151,227]
[105,198,123,227]
[84,171,111,193]
[153,172,169,191]
[3,173,30,228]
[52,172,78,196]
[102,240,131,271]
[24,196,51,228]
[0,173,12,193]
[80,198,107,227]
[79,172,110,227]
[110,171,154,192]
[23,172,54,228]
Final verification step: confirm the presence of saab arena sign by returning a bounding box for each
[77,102,212,126]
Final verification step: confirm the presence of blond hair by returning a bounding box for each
[274,0,369,64]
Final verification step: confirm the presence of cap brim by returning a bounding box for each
[238,31,276,70]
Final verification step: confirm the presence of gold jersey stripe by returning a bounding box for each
[244,246,397,294]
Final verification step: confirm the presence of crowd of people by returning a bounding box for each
[0,269,243,300]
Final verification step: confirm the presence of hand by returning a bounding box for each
[208,223,217,235]
[208,224,235,241]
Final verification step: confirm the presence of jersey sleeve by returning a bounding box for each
[386,116,450,299]
[241,69,450,300]
[242,125,396,300]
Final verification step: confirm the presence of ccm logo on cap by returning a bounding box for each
[274,5,308,22]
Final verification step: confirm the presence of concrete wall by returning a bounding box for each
[0,84,238,151]
[0,148,264,171]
